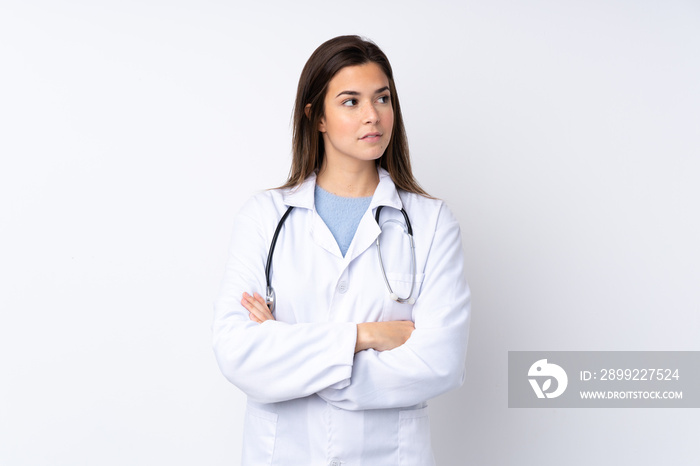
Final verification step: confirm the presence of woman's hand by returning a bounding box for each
[355,321,415,353]
[241,292,275,323]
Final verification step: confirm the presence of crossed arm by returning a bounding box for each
[242,292,415,353]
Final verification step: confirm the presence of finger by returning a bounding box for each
[253,292,267,306]
[241,294,258,313]
[252,293,275,320]
[243,295,266,320]
[241,293,265,319]
[241,293,269,324]
[251,292,275,320]
[243,293,274,322]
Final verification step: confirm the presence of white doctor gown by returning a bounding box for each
[213,168,471,466]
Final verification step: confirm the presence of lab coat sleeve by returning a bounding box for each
[316,203,471,410]
[212,197,357,404]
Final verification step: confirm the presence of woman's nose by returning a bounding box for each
[363,103,380,124]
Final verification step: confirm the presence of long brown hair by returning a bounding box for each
[280,35,430,197]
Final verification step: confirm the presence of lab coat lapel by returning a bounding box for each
[344,169,403,263]
[282,172,344,258]
[311,209,344,257]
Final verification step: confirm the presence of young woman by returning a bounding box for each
[213,35,470,466]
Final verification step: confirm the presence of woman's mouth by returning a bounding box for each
[360,132,382,142]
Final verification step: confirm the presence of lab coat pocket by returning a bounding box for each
[381,272,424,322]
[398,406,435,466]
[241,405,278,465]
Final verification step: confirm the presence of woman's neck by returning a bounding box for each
[316,159,379,198]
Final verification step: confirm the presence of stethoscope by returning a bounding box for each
[265,205,417,314]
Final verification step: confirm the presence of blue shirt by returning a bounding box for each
[314,185,372,257]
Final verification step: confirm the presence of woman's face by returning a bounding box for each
[318,62,394,168]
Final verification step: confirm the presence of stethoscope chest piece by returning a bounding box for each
[266,285,276,314]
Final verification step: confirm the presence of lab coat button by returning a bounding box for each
[329,459,341,466]
[337,281,348,294]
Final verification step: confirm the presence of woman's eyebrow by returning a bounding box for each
[335,86,390,98]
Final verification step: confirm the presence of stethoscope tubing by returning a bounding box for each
[266,206,294,288]
[374,206,416,304]
[265,205,295,313]
[265,204,416,314]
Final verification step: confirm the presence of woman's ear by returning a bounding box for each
[307,103,326,133]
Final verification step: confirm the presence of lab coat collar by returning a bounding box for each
[281,172,316,210]
[281,167,404,211]
[370,168,403,211]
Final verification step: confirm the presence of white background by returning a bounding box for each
[1,1,698,465]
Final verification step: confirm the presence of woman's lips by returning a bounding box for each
[360,132,382,142]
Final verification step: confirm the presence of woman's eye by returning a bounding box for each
[342,99,358,107]
[378,95,390,104]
